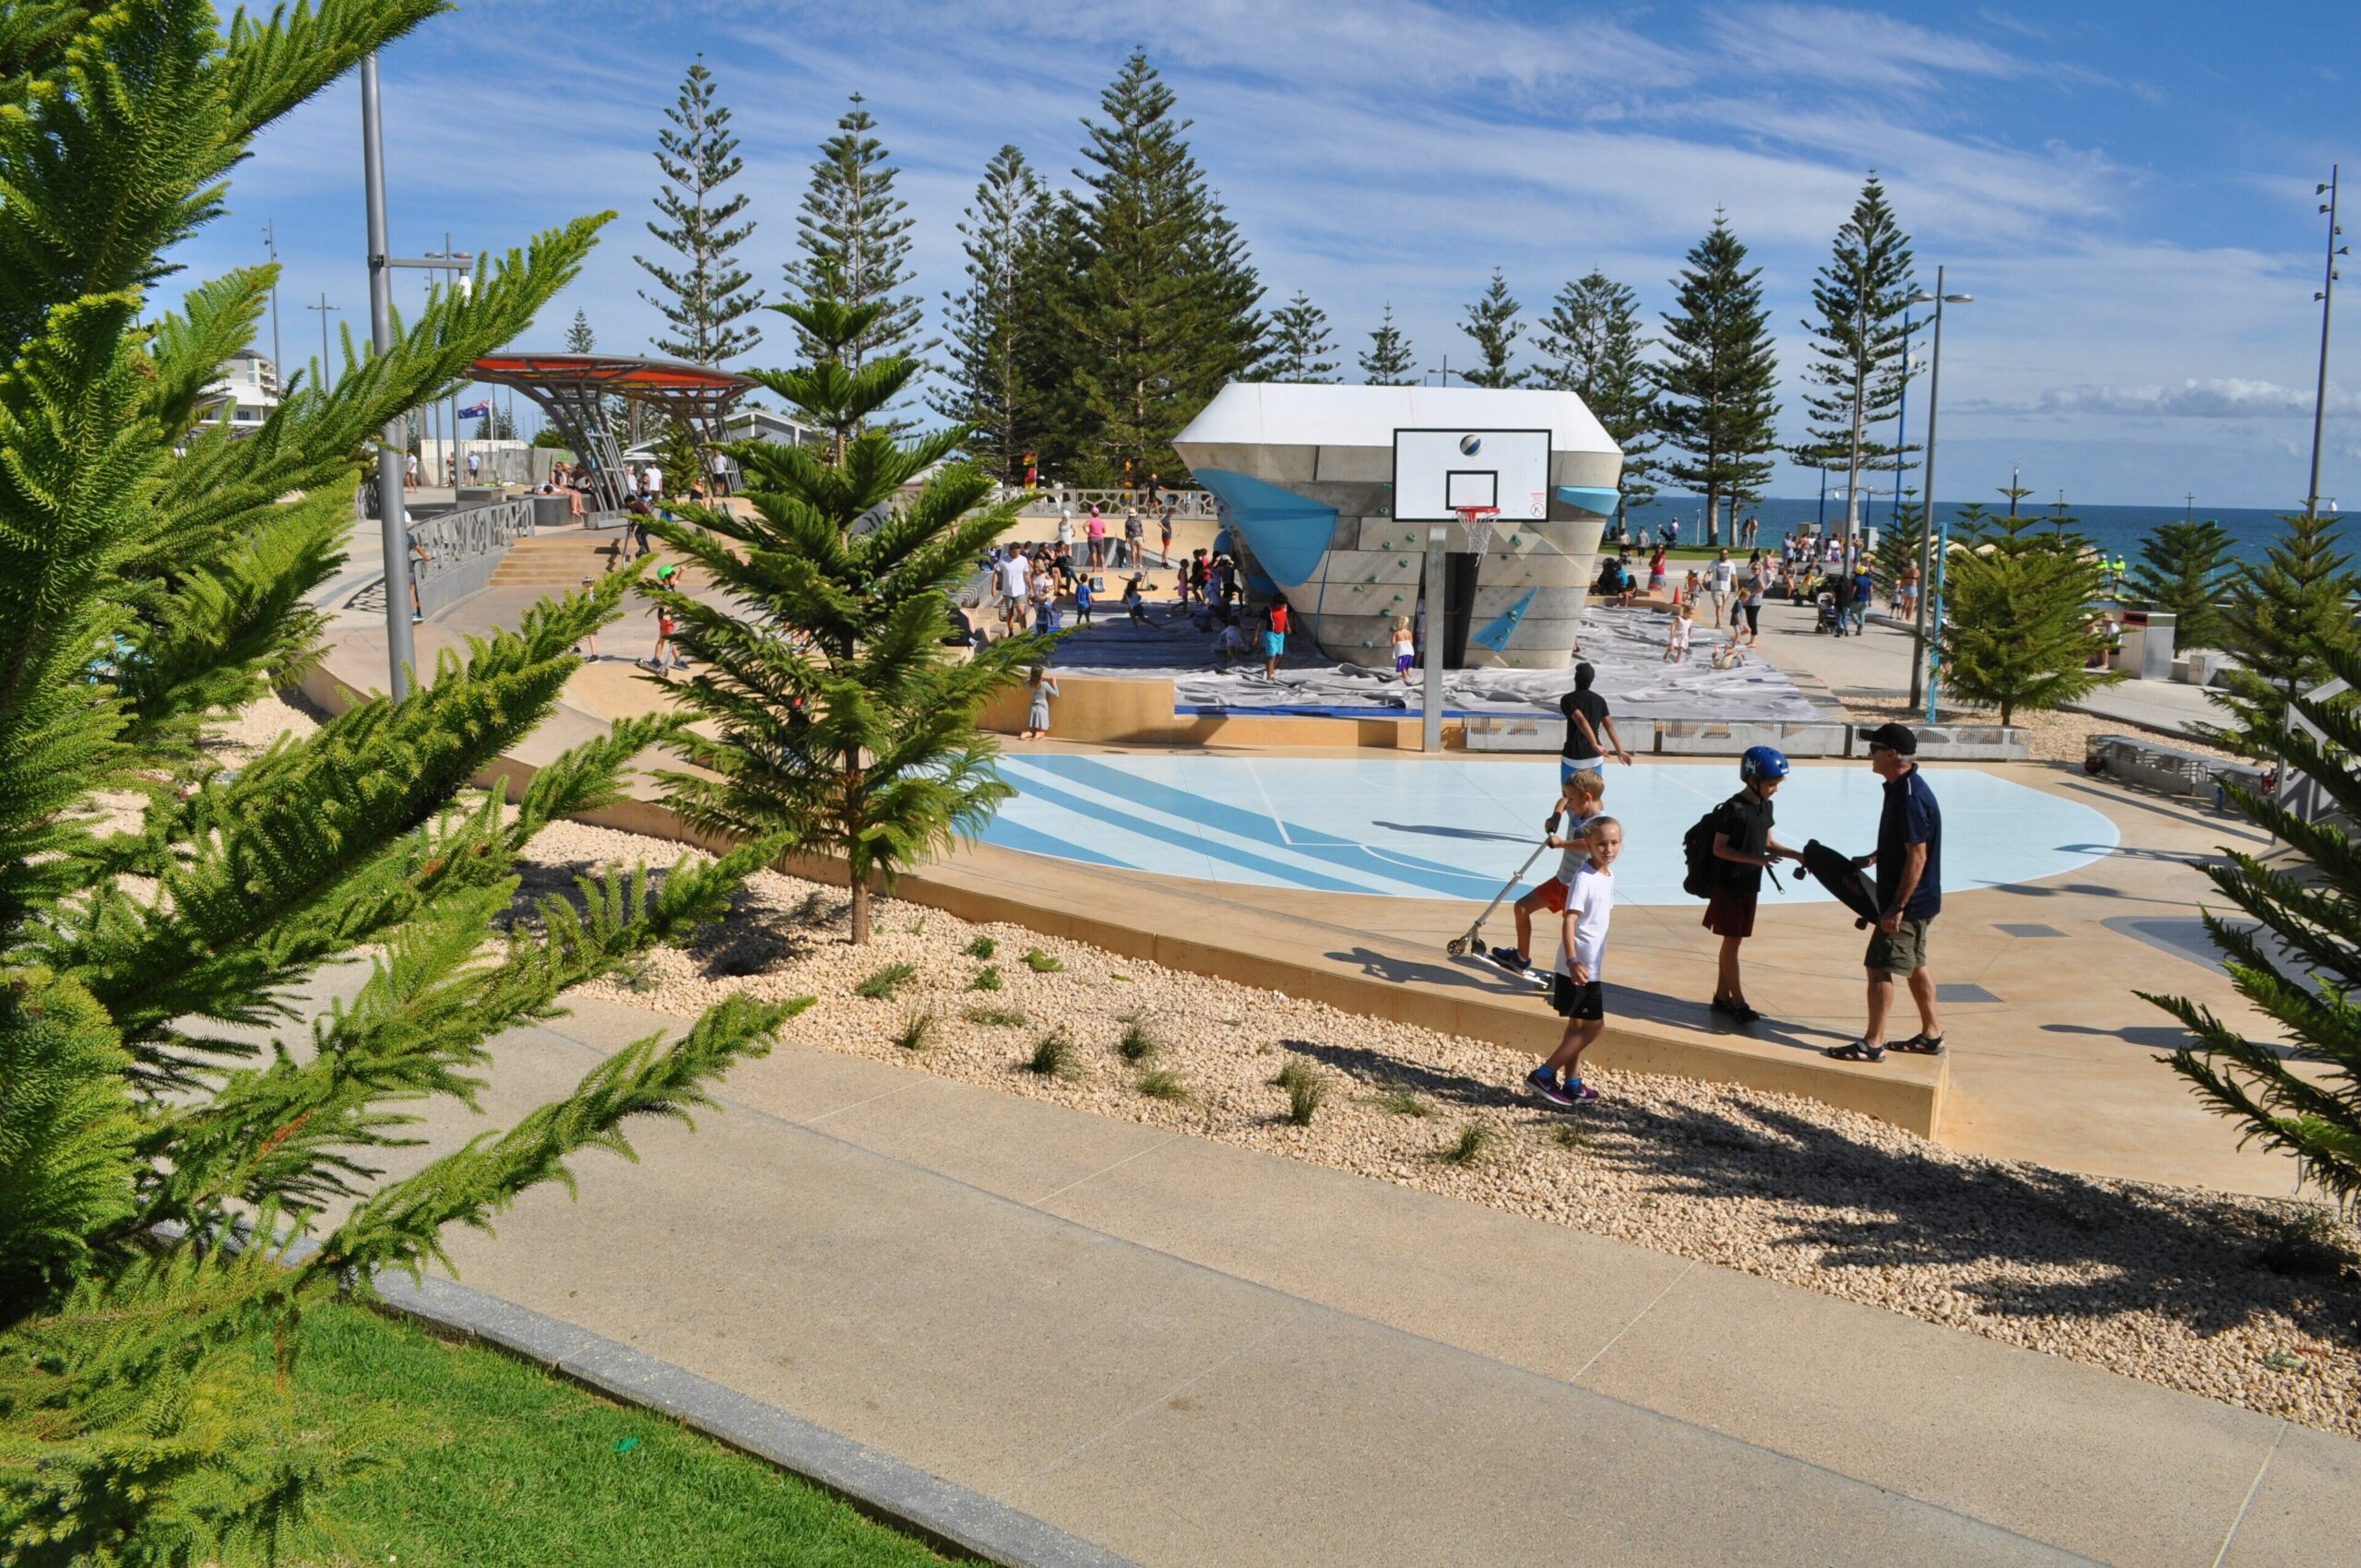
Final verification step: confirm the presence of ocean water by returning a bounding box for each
[1623,495,2353,567]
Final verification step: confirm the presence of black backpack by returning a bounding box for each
[1681,797,1737,897]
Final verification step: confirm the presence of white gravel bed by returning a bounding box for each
[524,817,2361,1440]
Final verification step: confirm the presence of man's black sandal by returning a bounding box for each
[1825,1040,1885,1062]
[1890,1034,1946,1054]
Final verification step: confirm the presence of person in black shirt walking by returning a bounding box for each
[1558,662,1634,782]
[1827,723,1946,1062]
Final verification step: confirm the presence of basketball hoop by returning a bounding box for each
[1453,504,1501,554]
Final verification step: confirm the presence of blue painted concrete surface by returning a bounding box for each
[979,755,2118,905]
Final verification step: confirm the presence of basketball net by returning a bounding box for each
[1453,504,1501,554]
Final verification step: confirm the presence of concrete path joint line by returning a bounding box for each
[799,1079,926,1127]
[1027,1133,1183,1206]
[2210,1419,2289,1568]
[993,1307,1309,1502]
[1570,1259,1697,1384]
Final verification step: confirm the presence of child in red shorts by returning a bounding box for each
[1489,768,1605,987]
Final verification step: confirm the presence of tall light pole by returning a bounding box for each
[363,53,477,699]
[2307,164,2345,520]
[305,292,338,388]
[262,219,283,390]
[1892,302,1916,538]
[1904,267,1972,714]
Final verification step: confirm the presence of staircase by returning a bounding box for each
[487,533,710,594]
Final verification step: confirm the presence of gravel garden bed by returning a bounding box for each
[527,818,2361,1440]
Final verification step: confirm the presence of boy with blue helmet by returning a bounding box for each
[1704,745,1801,1024]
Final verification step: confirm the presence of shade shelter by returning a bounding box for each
[468,352,754,513]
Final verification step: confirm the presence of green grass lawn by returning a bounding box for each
[270,1301,971,1567]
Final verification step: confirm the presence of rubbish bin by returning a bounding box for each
[2118,610,2177,681]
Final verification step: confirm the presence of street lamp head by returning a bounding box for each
[1904,290,1938,305]
[1942,293,1974,303]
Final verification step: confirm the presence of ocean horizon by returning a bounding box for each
[1624,495,2347,566]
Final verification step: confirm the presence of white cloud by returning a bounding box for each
[2020,379,2357,420]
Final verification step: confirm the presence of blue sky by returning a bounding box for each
[175,0,2357,510]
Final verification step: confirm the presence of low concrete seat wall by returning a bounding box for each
[2088,733,2263,799]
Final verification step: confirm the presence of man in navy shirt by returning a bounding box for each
[1827,722,1945,1063]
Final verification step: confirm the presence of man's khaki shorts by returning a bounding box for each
[1865,916,1932,978]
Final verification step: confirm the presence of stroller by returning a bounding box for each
[1814,589,1845,636]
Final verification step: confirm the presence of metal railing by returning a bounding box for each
[1004,485,1217,521]
[409,495,536,617]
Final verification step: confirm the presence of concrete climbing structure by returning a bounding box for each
[1173,383,1623,670]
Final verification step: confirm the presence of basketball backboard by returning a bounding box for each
[1392,427,1549,524]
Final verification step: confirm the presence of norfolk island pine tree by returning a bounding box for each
[1053,51,1267,485]
[0,5,803,1560]
[2201,508,2361,753]
[634,55,764,373]
[1458,268,1526,388]
[1934,490,2122,724]
[1259,291,1338,382]
[2126,518,2236,652]
[1793,175,1919,548]
[1535,270,1659,528]
[643,295,1053,945]
[931,144,1051,482]
[1654,214,1781,544]
[2144,634,2361,1203]
[1358,303,1417,386]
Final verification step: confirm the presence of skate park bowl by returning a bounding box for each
[979,754,2118,902]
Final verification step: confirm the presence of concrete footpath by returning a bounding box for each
[387,992,2355,1568]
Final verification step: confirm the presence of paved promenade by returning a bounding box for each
[373,988,2354,1568]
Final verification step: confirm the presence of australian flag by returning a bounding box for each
[457,400,492,419]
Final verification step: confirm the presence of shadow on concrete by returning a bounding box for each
[1371,819,1535,845]
[1326,945,1537,996]
[2040,1022,2202,1051]
[1611,988,1857,1054]
[1582,1094,2361,1344]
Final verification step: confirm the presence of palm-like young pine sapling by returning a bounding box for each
[643,295,1053,944]
[0,9,803,1561]
[1935,499,2122,725]
[2144,639,2361,1202]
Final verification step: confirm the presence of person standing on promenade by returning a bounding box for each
[1828,724,1946,1062]
[1086,505,1107,567]
[1704,547,1736,628]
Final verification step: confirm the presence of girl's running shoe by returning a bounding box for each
[1525,1067,1573,1108]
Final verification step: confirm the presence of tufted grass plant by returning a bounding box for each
[1440,1122,1494,1165]
[853,962,917,1000]
[1135,1070,1189,1102]
[1026,1029,1080,1079]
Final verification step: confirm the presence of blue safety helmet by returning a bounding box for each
[1739,744,1791,783]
